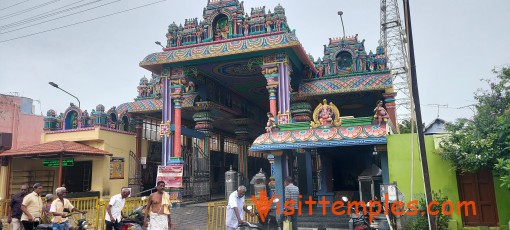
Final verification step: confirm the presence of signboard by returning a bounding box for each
[43,159,74,167]
[168,191,183,201]
[156,164,183,188]
[110,157,125,179]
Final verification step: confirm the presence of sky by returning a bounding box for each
[0,0,509,125]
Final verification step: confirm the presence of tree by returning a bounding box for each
[398,119,424,134]
[439,67,510,188]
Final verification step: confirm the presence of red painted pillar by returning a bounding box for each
[233,14,237,35]
[268,87,277,118]
[173,97,182,158]
[263,65,279,118]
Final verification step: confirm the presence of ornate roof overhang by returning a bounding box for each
[293,71,392,99]
[249,124,389,151]
[139,32,316,74]
[117,98,163,113]
[117,93,199,114]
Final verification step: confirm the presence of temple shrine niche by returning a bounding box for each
[312,34,388,77]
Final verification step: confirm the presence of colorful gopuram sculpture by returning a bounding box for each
[161,1,291,47]
[313,34,388,77]
[44,103,135,132]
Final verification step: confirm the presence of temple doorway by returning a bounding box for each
[318,145,376,201]
[62,161,92,193]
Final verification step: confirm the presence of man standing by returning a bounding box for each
[225,186,254,230]
[143,181,172,229]
[20,183,43,230]
[284,177,299,230]
[50,187,86,230]
[8,184,29,230]
[105,188,131,230]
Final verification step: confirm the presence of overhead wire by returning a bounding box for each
[0,0,61,21]
[0,0,168,43]
[0,0,31,12]
[0,0,124,34]
[0,0,91,30]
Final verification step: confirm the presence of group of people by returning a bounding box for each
[7,180,173,230]
[226,176,300,230]
[8,184,86,230]
[7,178,299,230]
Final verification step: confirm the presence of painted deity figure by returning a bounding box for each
[373,100,390,126]
[265,112,276,133]
[181,78,195,93]
[276,17,281,31]
[214,27,222,41]
[196,27,202,43]
[137,77,149,97]
[166,33,173,47]
[316,63,324,78]
[319,103,333,126]
[221,23,229,39]
[243,18,249,36]
[176,32,182,46]
[265,14,273,33]
[72,116,78,129]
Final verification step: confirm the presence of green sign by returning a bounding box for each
[43,159,74,167]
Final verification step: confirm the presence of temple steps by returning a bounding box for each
[295,207,351,230]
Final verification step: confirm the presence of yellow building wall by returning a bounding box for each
[39,128,143,199]
[9,159,59,196]
[0,128,151,199]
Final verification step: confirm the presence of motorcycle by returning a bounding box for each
[122,196,148,230]
[343,196,373,230]
[34,209,88,230]
[238,198,280,230]
[65,211,89,230]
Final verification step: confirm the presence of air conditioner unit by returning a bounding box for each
[0,133,13,151]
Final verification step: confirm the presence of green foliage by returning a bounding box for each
[495,158,510,189]
[398,119,424,134]
[403,190,451,230]
[438,67,510,187]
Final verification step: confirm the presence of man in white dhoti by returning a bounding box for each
[143,181,172,229]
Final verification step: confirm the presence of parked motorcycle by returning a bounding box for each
[122,197,148,230]
[34,209,87,230]
[65,211,89,230]
[238,198,280,230]
[343,196,373,230]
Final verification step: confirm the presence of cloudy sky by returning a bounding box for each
[1,0,509,125]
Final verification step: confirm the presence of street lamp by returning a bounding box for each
[155,41,164,49]
[338,11,346,38]
[48,82,81,109]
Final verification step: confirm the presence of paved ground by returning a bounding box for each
[169,203,348,230]
[170,203,209,229]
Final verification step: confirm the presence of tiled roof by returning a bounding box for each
[0,140,112,157]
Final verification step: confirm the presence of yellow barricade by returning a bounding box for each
[207,199,258,230]
[0,196,147,230]
[97,197,147,229]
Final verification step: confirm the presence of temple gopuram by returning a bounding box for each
[133,0,396,204]
[40,0,396,207]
